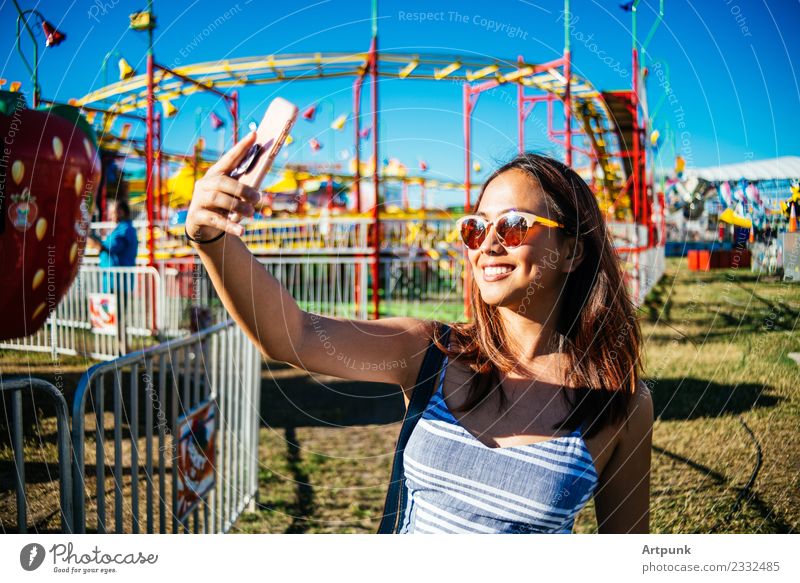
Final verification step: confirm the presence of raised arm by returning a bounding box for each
[184,131,436,394]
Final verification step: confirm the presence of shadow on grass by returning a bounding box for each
[259,373,783,428]
[282,426,315,534]
[651,377,781,421]
[259,372,403,429]
[651,377,792,533]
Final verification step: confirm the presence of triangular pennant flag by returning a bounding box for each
[302,105,317,121]
[210,112,224,130]
[160,98,177,118]
[118,58,135,80]
[42,20,66,47]
[331,114,347,131]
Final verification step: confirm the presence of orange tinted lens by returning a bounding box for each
[460,218,485,249]
[496,214,528,247]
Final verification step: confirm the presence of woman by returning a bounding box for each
[185,131,653,534]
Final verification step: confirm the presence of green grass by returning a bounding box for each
[297,300,467,322]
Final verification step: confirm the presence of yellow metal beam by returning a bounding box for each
[434,61,461,80]
[399,58,419,79]
[498,66,533,84]
[466,64,498,81]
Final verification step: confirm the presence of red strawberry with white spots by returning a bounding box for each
[0,94,101,340]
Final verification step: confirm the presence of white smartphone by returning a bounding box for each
[228,97,298,197]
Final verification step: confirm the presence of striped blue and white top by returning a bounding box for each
[399,353,599,534]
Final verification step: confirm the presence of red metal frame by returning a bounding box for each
[369,36,381,320]
[352,55,368,317]
[462,42,655,319]
[143,61,240,266]
[146,54,155,268]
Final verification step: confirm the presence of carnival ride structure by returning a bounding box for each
[4,0,668,324]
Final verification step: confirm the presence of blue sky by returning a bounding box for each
[2,0,798,207]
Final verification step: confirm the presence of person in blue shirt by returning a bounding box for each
[89,199,139,293]
[93,199,138,267]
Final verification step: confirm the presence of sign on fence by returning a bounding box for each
[176,400,218,522]
[88,293,118,335]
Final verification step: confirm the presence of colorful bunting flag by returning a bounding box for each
[210,112,224,130]
[302,105,317,121]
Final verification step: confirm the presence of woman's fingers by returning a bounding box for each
[188,131,262,240]
[204,190,254,222]
[207,130,257,176]
[197,209,246,237]
[205,174,261,204]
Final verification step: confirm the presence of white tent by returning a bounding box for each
[683,156,800,182]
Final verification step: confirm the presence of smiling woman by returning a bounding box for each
[449,155,643,436]
[407,153,653,533]
[185,133,652,534]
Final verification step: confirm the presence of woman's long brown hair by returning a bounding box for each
[430,152,643,439]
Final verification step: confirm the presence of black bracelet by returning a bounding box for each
[184,225,226,245]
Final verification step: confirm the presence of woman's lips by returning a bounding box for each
[482,265,515,282]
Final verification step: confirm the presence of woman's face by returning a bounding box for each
[467,168,578,313]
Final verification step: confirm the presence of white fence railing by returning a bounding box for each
[0,265,184,361]
[381,252,464,318]
[609,221,666,305]
[70,320,261,533]
[4,321,260,534]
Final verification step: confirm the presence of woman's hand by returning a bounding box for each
[185,130,262,241]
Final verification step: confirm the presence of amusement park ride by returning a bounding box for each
[2,0,670,342]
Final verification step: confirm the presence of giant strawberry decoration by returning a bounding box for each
[0,91,101,340]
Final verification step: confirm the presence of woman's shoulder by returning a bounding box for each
[622,379,654,436]
[633,380,653,413]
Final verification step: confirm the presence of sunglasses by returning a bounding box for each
[455,210,564,250]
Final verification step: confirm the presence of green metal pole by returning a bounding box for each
[650,60,670,122]
[640,0,665,71]
[12,0,40,107]
[148,0,154,57]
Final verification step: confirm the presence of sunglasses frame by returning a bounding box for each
[455,209,565,250]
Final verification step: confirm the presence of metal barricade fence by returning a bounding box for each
[159,265,184,336]
[0,377,73,533]
[381,252,464,318]
[70,320,260,533]
[257,255,371,320]
[153,261,190,337]
[611,221,667,306]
